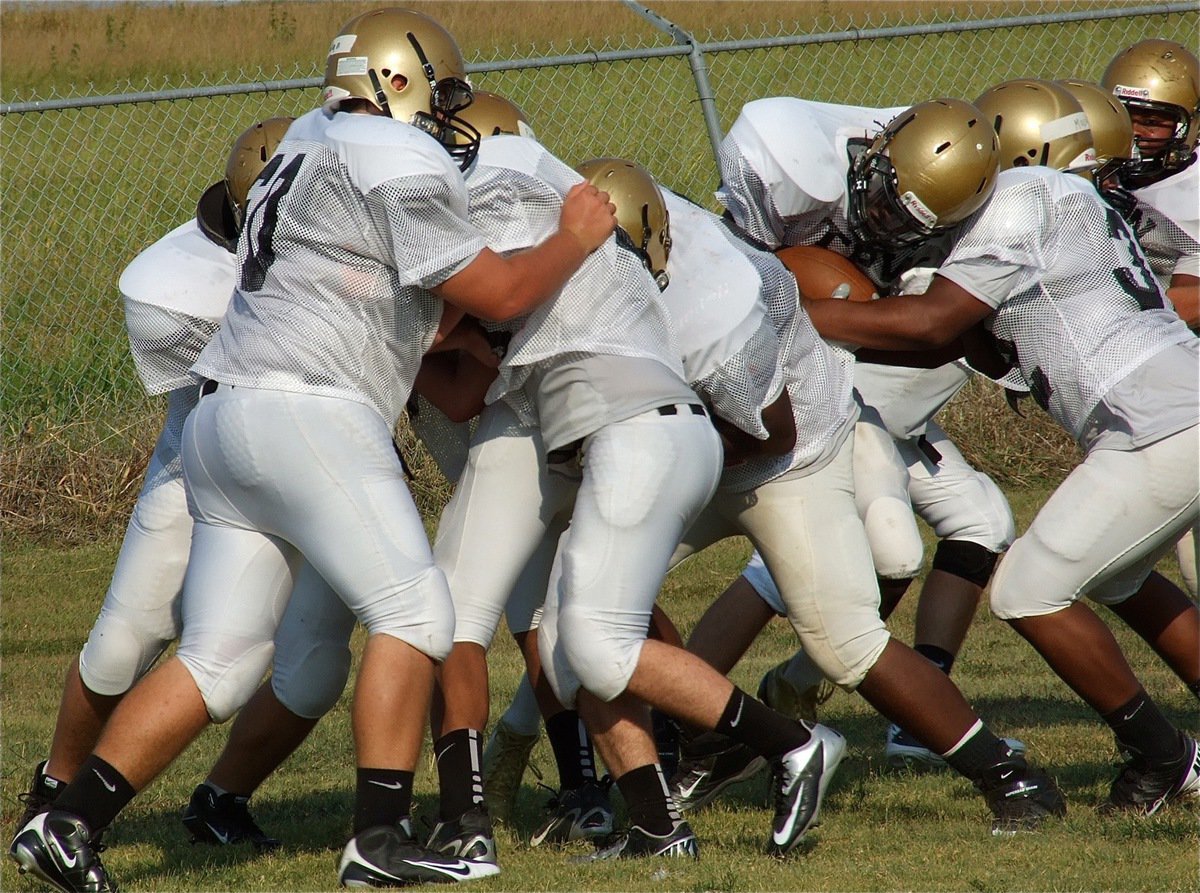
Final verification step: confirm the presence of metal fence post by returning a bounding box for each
[620,1,725,165]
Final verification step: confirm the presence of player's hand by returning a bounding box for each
[560,182,617,254]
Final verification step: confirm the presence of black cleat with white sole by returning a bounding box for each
[425,808,498,864]
[668,733,767,813]
[530,780,614,846]
[767,722,846,857]
[339,822,500,887]
[975,751,1066,835]
[9,810,114,893]
[1103,733,1200,816]
[182,783,280,851]
[572,818,699,862]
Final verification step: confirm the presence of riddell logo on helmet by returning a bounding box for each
[1112,84,1152,101]
[899,191,937,228]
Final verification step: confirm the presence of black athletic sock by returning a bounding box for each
[615,764,678,836]
[354,768,414,833]
[1103,691,1184,763]
[54,755,135,831]
[714,688,810,760]
[544,710,597,790]
[434,728,485,820]
[941,721,1014,783]
[914,643,956,676]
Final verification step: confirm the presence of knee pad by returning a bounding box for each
[78,612,175,697]
[271,641,353,719]
[931,539,1001,588]
[861,498,924,579]
[558,604,641,703]
[179,641,277,723]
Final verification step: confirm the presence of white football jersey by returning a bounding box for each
[120,217,238,481]
[1129,161,1200,283]
[121,219,235,396]
[658,190,779,438]
[194,108,487,427]
[715,97,944,288]
[939,166,1197,450]
[718,238,859,493]
[465,136,686,439]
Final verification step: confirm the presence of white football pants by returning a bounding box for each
[672,429,888,690]
[991,423,1200,619]
[537,408,722,706]
[179,385,450,722]
[79,388,354,720]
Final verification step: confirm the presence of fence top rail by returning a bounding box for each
[2,1,1194,115]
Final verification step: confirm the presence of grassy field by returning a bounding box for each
[2,2,1198,891]
[3,488,1198,892]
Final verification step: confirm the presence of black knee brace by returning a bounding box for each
[931,539,1000,588]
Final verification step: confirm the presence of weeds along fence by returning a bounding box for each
[3,1,1196,540]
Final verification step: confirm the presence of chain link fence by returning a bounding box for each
[3,1,1196,537]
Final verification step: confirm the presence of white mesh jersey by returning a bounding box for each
[658,190,779,438]
[1129,161,1200,283]
[120,218,238,482]
[718,238,859,493]
[194,108,487,427]
[714,97,947,289]
[121,219,235,396]
[465,135,683,411]
[938,166,1197,449]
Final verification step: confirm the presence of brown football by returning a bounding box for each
[776,245,878,302]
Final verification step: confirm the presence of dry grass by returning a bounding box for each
[2,409,157,544]
[2,381,1075,544]
[1,410,456,545]
[1,0,1091,95]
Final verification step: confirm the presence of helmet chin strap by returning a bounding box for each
[368,69,394,119]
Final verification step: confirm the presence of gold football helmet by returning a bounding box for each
[321,7,479,169]
[975,79,1096,175]
[1101,39,1200,182]
[1056,79,1135,182]
[847,98,1000,249]
[196,117,293,252]
[575,157,671,290]
[460,91,535,139]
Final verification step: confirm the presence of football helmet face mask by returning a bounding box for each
[321,7,480,171]
[575,157,671,290]
[459,90,535,140]
[847,98,1000,250]
[1056,79,1137,183]
[975,78,1097,176]
[196,116,293,252]
[1102,39,1200,184]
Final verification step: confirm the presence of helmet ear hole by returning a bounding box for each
[390,73,408,92]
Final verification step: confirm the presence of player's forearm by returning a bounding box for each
[491,230,593,318]
[1167,275,1199,329]
[804,295,953,351]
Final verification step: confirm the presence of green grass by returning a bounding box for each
[3,487,1197,892]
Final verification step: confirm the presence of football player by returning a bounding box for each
[702,93,1021,771]
[10,117,363,856]
[643,101,1063,837]
[805,78,1200,816]
[8,9,618,892]
[428,110,839,863]
[1101,39,1200,598]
